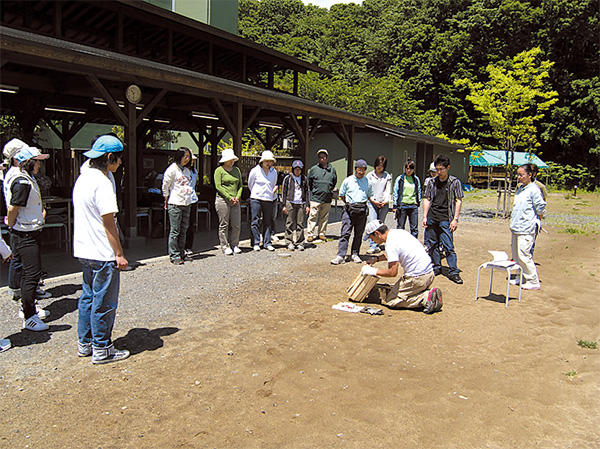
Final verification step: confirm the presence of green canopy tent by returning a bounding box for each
[468,150,548,188]
[470,150,548,168]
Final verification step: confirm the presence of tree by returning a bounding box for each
[455,47,558,215]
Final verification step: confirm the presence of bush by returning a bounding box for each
[540,162,595,191]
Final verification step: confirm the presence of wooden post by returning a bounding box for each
[302,116,309,165]
[124,102,137,238]
[210,125,219,184]
[347,125,354,176]
[234,102,243,155]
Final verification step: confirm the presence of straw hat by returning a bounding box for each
[219,148,238,163]
[259,150,276,163]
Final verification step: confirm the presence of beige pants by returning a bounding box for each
[306,201,331,238]
[511,232,539,284]
[383,271,435,309]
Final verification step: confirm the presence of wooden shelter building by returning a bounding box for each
[0,0,425,239]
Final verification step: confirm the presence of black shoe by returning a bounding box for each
[449,274,463,284]
[433,269,442,276]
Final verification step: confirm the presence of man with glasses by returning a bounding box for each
[422,155,464,284]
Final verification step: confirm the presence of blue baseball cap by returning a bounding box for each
[15,146,49,163]
[84,135,124,159]
[292,160,303,169]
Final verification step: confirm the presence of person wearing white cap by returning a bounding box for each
[73,134,130,364]
[162,147,194,264]
[3,139,51,305]
[214,149,242,254]
[361,219,442,314]
[5,143,51,331]
[248,150,278,251]
[0,221,13,352]
[307,148,337,242]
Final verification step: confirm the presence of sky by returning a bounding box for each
[301,0,363,8]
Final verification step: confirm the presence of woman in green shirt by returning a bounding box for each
[214,149,243,255]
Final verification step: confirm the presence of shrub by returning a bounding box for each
[540,162,594,191]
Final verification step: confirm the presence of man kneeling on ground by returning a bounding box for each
[360,220,442,314]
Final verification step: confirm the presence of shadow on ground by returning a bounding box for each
[6,324,72,348]
[113,327,179,355]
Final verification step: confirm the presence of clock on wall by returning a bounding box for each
[125,84,142,104]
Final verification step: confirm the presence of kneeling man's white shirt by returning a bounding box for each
[73,168,118,261]
[385,229,433,277]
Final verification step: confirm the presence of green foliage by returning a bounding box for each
[239,0,600,181]
[540,161,594,190]
[577,339,598,350]
[455,47,558,155]
[111,125,180,149]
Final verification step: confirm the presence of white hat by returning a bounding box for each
[3,138,29,160]
[317,148,329,157]
[429,162,436,172]
[363,220,385,240]
[219,148,238,164]
[259,150,276,163]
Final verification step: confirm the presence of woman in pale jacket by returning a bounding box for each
[365,155,392,254]
[162,147,194,265]
[510,164,546,290]
[248,151,278,251]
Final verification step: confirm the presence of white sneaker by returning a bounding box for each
[271,235,280,243]
[233,246,242,254]
[521,282,541,290]
[266,245,275,251]
[287,243,296,251]
[351,254,362,263]
[366,247,379,254]
[297,244,305,251]
[509,278,521,285]
[0,338,11,353]
[330,255,345,265]
[18,302,49,320]
[35,287,51,299]
[22,315,49,332]
[253,245,261,251]
[224,247,233,255]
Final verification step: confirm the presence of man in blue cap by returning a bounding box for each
[72,134,130,364]
[331,159,372,264]
[281,160,310,250]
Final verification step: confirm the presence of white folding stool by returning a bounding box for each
[475,252,523,308]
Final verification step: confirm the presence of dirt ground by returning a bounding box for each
[1,192,599,448]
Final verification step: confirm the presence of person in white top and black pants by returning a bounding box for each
[365,155,392,254]
[5,144,50,332]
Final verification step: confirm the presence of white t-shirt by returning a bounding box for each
[73,167,119,261]
[385,229,433,277]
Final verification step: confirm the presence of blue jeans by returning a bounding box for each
[424,220,459,275]
[77,258,120,348]
[250,199,274,247]
[366,202,389,249]
[396,204,419,238]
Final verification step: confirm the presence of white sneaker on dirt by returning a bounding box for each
[297,244,305,251]
[92,345,130,365]
[330,256,345,265]
[78,341,92,357]
[271,235,280,243]
[287,243,295,251]
[521,282,541,290]
[19,302,49,320]
[253,245,261,251]
[233,246,242,254]
[266,245,275,251]
[351,254,362,263]
[224,247,233,255]
[366,247,379,254]
[509,278,521,285]
[22,315,49,332]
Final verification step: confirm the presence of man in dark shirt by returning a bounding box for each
[422,155,464,284]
